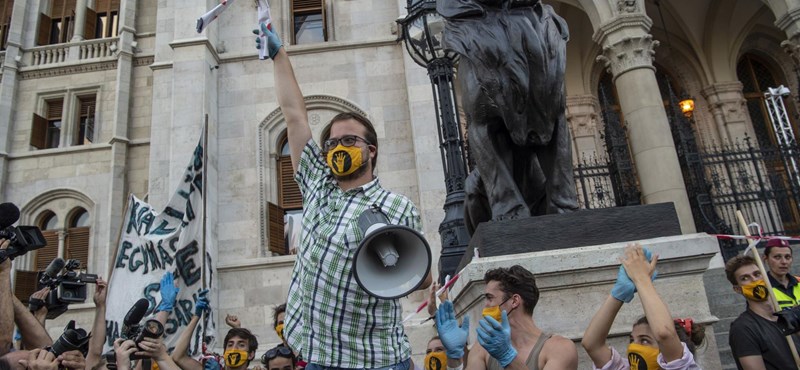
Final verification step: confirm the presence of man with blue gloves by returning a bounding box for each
[435,265,577,370]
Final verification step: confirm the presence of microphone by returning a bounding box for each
[0,203,20,229]
[43,258,65,279]
[123,298,150,328]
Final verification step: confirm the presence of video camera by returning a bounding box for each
[104,299,165,369]
[34,257,98,319]
[0,202,47,263]
[48,320,91,356]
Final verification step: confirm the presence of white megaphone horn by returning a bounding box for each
[352,207,432,299]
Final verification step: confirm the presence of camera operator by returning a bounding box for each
[1,239,14,356]
[85,277,107,370]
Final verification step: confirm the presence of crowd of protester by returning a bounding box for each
[4,235,799,370]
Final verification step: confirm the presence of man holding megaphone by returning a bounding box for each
[259,23,432,370]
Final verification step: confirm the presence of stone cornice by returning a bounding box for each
[19,60,118,80]
[8,143,111,160]
[775,7,800,34]
[134,55,154,67]
[219,37,398,63]
[149,61,173,71]
[168,37,221,64]
[217,255,296,272]
[596,34,659,79]
[592,13,653,44]
[566,95,600,107]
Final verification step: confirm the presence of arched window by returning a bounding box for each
[66,208,90,268]
[34,211,60,270]
[737,53,799,149]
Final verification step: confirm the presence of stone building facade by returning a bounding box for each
[2,0,800,364]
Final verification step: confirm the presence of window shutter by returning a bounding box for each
[37,13,52,46]
[66,227,90,268]
[13,270,40,304]
[292,0,323,12]
[47,99,63,120]
[35,231,60,270]
[267,202,286,255]
[84,6,96,39]
[30,113,48,149]
[278,157,302,209]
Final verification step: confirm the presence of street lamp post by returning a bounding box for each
[397,0,470,283]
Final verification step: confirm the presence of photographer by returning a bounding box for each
[1,239,14,356]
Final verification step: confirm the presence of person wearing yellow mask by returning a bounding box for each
[263,22,431,370]
[582,243,700,370]
[435,265,577,370]
[727,255,800,370]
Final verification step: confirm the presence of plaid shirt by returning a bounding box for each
[284,140,421,368]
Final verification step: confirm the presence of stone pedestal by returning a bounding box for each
[447,233,722,369]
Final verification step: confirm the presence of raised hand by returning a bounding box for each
[477,310,517,368]
[225,314,241,328]
[435,301,469,360]
[19,348,59,370]
[57,350,86,370]
[195,289,210,317]
[253,22,283,59]
[93,277,108,307]
[157,272,180,313]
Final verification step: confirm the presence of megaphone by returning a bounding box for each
[352,207,432,299]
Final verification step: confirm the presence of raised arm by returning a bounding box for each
[171,290,208,370]
[86,277,108,369]
[0,239,14,355]
[622,244,683,362]
[257,24,312,171]
[13,296,52,349]
[580,295,623,368]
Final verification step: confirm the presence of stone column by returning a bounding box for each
[0,0,28,201]
[566,95,601,160]
[700,82,752,144]
[595,15,695,233]
[102,0,137,275]
[71,0,89,42]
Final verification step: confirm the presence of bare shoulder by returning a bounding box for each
[540,335,578,369]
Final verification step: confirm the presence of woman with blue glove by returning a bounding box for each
[581,243,701,370]
[435,265,578,370]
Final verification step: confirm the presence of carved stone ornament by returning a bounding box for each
[617,0,638,13]
[781,38,800,65]
[596,35,659,78]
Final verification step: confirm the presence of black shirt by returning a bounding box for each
[730,308,800,370]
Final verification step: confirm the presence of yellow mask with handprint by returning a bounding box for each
[326,144,364,176]
[627,343,660,370]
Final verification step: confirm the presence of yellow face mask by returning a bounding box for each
[741,279,770,302]
[326,144,364,176]
[482,296,514,322]
[627,343,660,370]
[275,323,285,342]
[424,351,447,370]
[223,349,249,368]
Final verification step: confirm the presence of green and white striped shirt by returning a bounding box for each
[284,140,421,368]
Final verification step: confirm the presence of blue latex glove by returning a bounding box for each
[611,248,656,303]
[204,358,221,370]
[195,289,210,316]
[157,271,180,312]
[477,311,517,368]
[253,23,283,59]
[435,300,470,359]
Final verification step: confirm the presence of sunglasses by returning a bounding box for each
[322,135,371,152]
[261,346,293,364]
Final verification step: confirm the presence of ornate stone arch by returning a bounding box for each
[257,95,368,256]
[17,188,96,269]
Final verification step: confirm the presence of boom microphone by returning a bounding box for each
[123,298,150,328]
[44,258,65,279]
[0,203,20,229]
